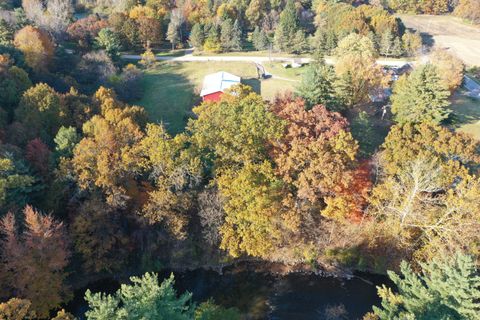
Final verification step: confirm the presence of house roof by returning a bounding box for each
[200,71,241,97]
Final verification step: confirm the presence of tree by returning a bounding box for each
[13,26,55,71]
[195,300,241,320]
[189,85,284,168]
[134,124,202,238]
[139,46,156,68]
[245,0,266,27]
[136,16,162,48]
[0,298,36,320]
[166,9,184,50]
[379,29,394,57]
[0,20,13,46]
[274,0,300,53]
[25,138,51,177]
[189,23,204,49]
[67,15,108,50]
[296,62,340,110]
[95,28,122,58]
[85,273,194,320]
[220,19,242,52]
[54,126,80,158]
[75,51,117,94]
[430,49,465,92]
[71,87,145,208]
[71,196,129,273]
[22,0,73,36]
[252,26,269,51]
[391,64,451,124]
[402,30,422,57]
[0,206,71,318]
[14,83,66,144]
[350,111,379,157]
[455,0,480,25]
[334,33,388,106]
[369,122,480,261]
[373,254,480,319]
[0,54,32,115]
[0,156,34,209]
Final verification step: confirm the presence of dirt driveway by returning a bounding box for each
[399,15,480,66]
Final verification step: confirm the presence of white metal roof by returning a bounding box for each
[200,71,241,97]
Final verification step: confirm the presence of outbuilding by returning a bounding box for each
[200,71,241,102]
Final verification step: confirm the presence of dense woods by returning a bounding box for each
[0,0,480,318]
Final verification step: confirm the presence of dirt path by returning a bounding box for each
[399,14,480,66]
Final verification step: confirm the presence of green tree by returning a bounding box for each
[0,55,32,116]
[189,23,204,49]
[252,26,270,51]
[195,300,241,320]
[0,20,13,46]
[391,64,451,124]
[54,126,80,158]
[95,28,122,58]
[220,19,241,52]
[274,0,300,53]
[0,157,34,208]
[373,254,480,319]
[85,273,194,320]
[351,111,379,157]
[296,62,340,110]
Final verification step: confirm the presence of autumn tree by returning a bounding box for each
[402,30,423,56]
[369,122,480,262]
[13,26,55,71]
[14,83,66,143]
[334,33,389,107]
[133,124,202,238]
[85,273,194,320]
[25,138,51,177]
[270,96,360,220]
[430,49,465,92]
[391,64,451,124]
[0,298,36,319]
[455,0,480,24]
[0,206,70,318]
[71,196,129,273]
[189,85,284,168]
[71,87,145,208]
[373,254,480,319]
[67,15,108,50]
[166,9,184,50]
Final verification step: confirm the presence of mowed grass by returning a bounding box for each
[136,61,303,133]
[451,92,480,139]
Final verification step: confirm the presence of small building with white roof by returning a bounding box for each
[200,71,241,102]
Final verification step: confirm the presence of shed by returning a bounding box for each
[200,71,241,102]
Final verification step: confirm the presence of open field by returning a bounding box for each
[136,61,304,133]
[399,14,480,66]
[451,91,480,139]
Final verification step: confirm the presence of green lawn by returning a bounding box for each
[136,61,303,134]
[451,91,480,139]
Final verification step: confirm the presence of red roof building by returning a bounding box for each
[200,71,241,102]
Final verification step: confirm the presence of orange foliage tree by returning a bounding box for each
[14,26,54,71]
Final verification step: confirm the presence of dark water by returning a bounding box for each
[70,268,388,320]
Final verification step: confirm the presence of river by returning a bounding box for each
[69,267,389,319]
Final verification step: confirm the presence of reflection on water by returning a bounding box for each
[70,268,388,320]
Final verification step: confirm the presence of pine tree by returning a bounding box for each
[379,29,394,57]
[0,20,13,46]
[189,23,204,49]
[391,64,451,124]
[231,19,243,51]
[373,254,480,319]
[392,36,403,57]
[296,62,341,110]
[292,30,307,54]
[274,0,300,53]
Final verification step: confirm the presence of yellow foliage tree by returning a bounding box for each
[14,26,54,71]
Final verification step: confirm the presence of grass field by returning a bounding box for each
[451,91,480,139]
[136,61,304,133]
[399,14,480,66]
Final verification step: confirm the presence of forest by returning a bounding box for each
[1,0,480,318]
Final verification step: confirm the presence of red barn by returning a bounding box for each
[200,71,241,102]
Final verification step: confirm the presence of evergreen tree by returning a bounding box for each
[95,28,122,59]
[350,111,378,157]
[334,70,355,108]
[373,254,480,319]
[85,273,194,320]
[296,62,340,110]
[274,0,300,53]
[220,19,242,52]
[0,20,13,46]
[392,36,403,57]
[292,30,308,54]
[391,64,451,124]
[252,26,270,51]
[190,23,204,49]
[380,29,394,57]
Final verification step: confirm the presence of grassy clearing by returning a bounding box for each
[136,61,304,134]
[450,91,480,139]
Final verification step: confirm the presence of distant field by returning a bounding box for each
[136,61,304,133]
[399,14,480,66]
